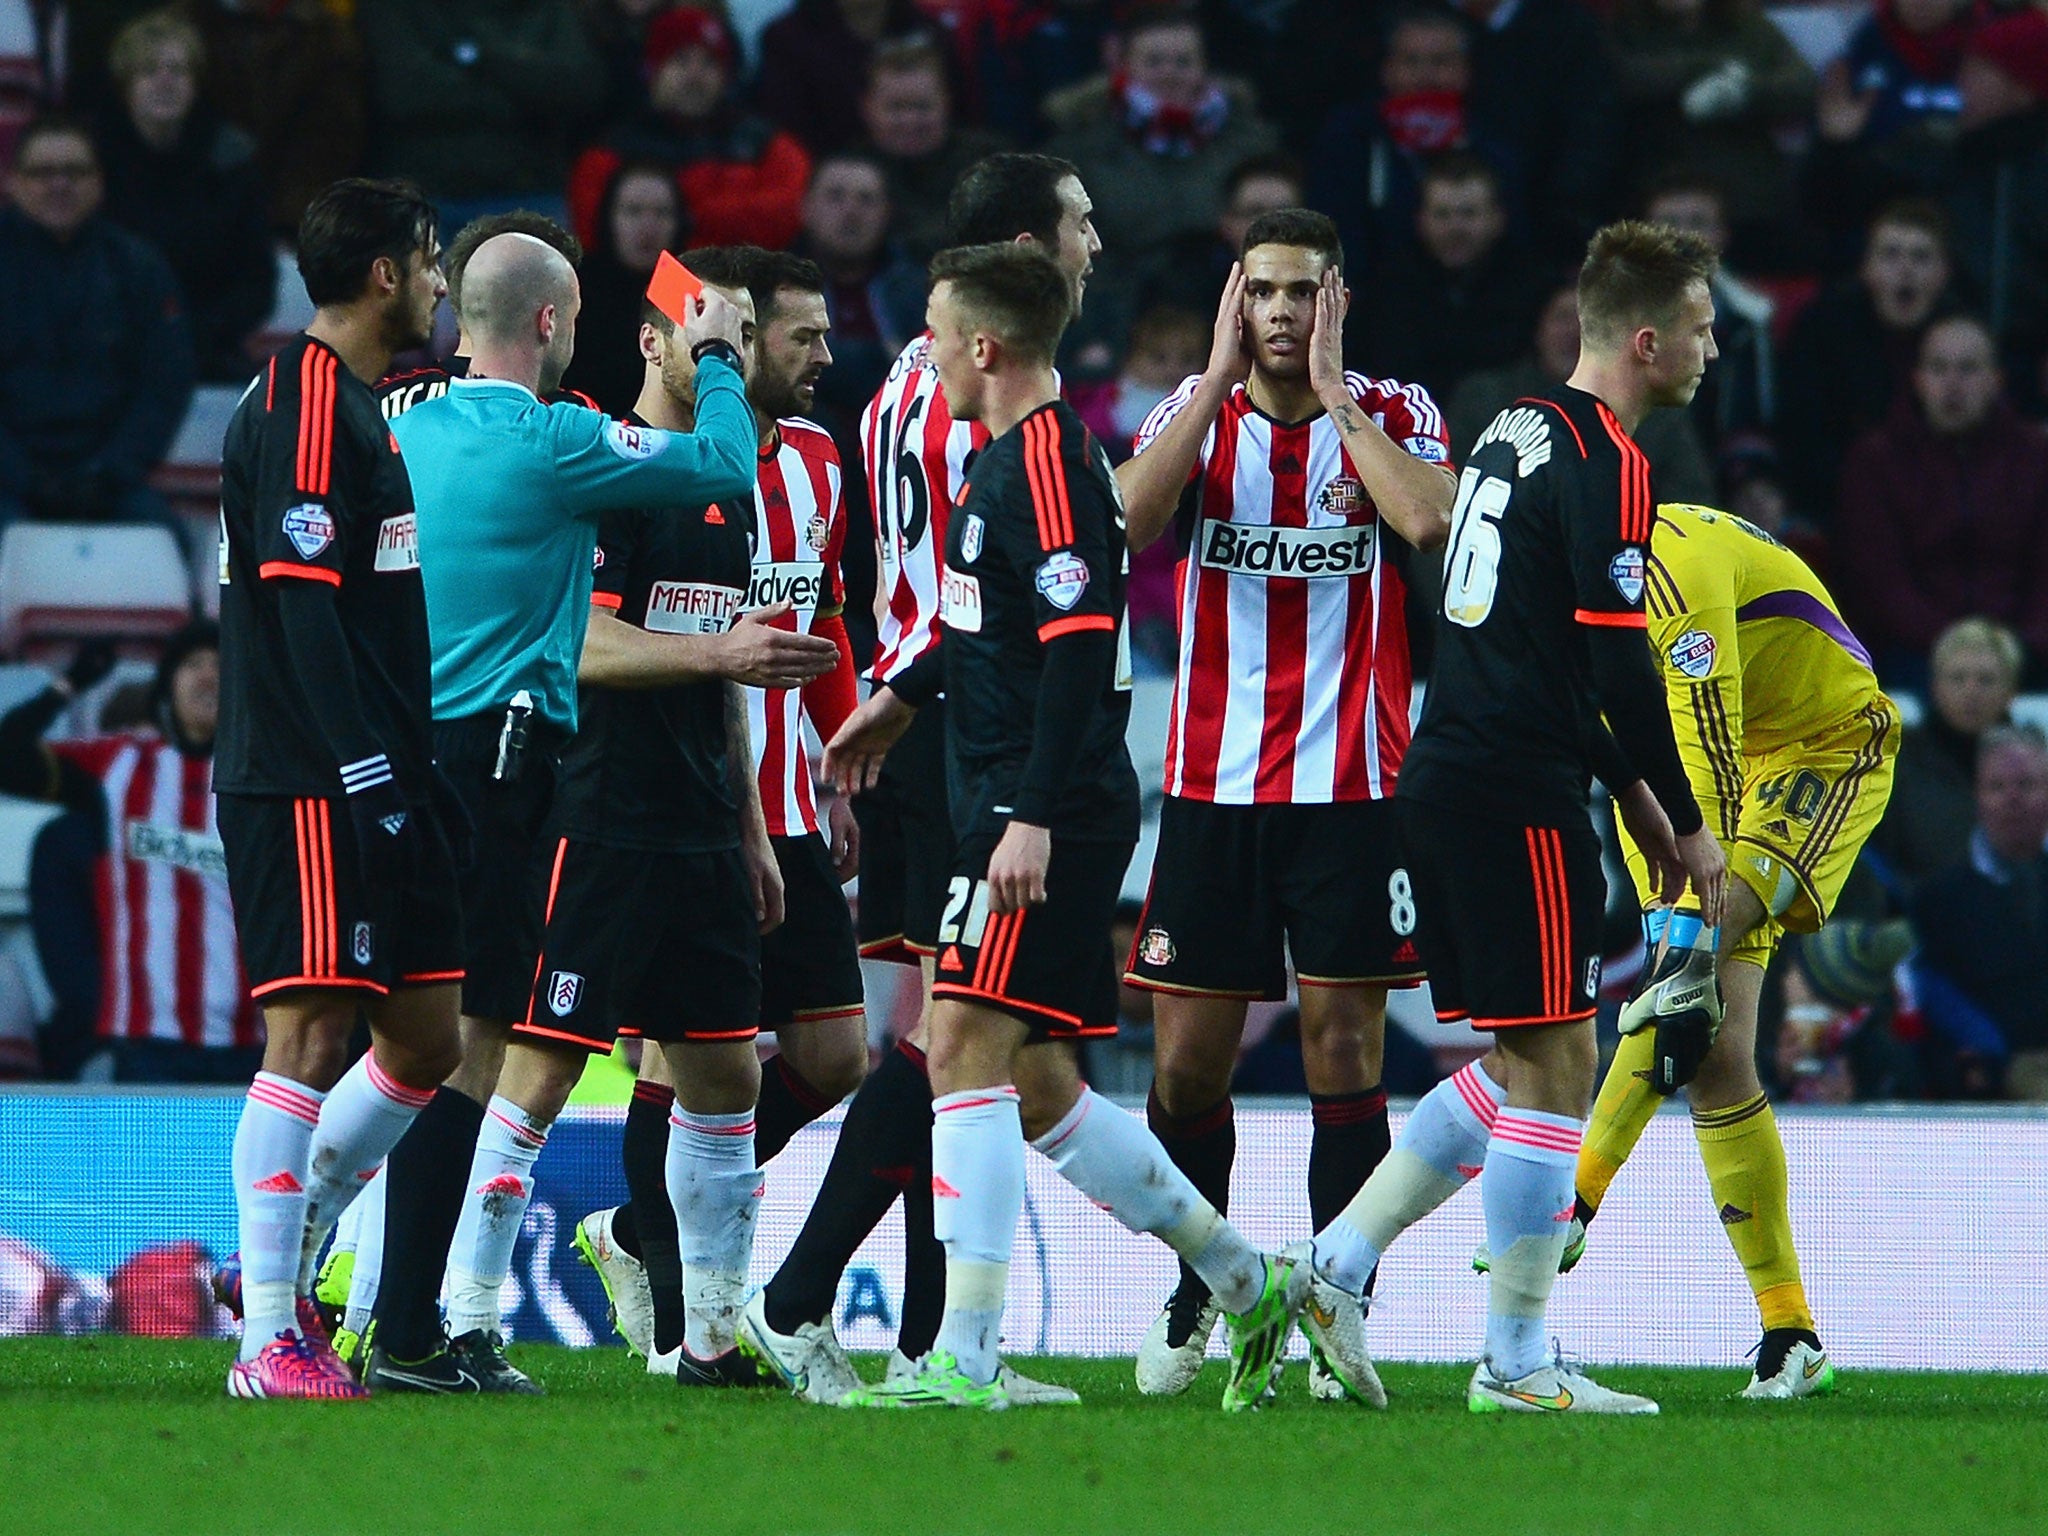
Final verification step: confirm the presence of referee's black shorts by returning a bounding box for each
[432,710,565,1024]
[851,696,953,966]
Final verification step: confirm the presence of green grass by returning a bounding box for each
[3,1340,2044,1535]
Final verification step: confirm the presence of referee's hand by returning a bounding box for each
[718,604,838,689]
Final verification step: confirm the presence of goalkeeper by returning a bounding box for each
[1575,502,1896,1399]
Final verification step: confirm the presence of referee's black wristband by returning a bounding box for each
[690,339,745,373]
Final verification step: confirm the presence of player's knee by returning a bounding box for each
[789,1023,868,1102]
[1150,1024,1233,1114]
[497,1040,583,1120]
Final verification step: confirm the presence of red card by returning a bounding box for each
[646,251,702,327]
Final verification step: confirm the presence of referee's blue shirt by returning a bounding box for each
[394,354,753,732]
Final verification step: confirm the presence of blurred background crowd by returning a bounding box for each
[0,0,2044,1106]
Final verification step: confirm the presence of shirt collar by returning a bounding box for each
[447,375,535,399]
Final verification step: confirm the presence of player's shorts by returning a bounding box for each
[1395,798,1605,1031]
[1618,697,1900,968]
[1124,797,1426,998]
[433,710,567,1024]
[851,697,953,965]
[930,836,1134,1041]
[218,792,465,1000]
[760,832,865,1029]
[514,838,762,1054]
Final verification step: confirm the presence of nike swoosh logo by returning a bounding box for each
[378,1365,480,1392]
[1803,1357,1826,1380]
[1305,1298,1337,1330]
[1503,1387,1573,1410]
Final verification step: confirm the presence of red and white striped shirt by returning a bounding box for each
[747,418,847,837]
[55,735,259,1048]
[860,333,986,682]
[1138,371,1450,805]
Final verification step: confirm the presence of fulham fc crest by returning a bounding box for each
[352,922,374,966]
[548,971,585,1017]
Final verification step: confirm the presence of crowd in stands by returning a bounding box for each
[1,0,2045,1100]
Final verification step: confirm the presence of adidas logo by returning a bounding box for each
[1393,940,1419,964]
[939,944,964,972]
[379,812,408,836]
[931,1174,962,1199]
[1457,1163,1483,1178]
[252,1171,303,1195]
[477,1174,528,1198]
[705,507,726,525]
[1718,1203,1752,1225]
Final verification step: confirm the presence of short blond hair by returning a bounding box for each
[110,8,203,88]
[1577,219,1717,348]
[1933,616,2025,689]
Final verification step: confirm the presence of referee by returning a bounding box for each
[366,233,758,1394]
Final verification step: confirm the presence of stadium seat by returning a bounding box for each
[151,385,242,506]
[0,523,191,655]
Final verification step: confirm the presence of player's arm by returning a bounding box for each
[578,515,835,690]
[247,410,415,870]
[800,457,860,745]
[724,679,785,933]
[1308,271,1453,552]
[1115,265,1249,552]
[1562,445,1721,918]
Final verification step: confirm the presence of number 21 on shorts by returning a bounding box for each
[939,877,992,948]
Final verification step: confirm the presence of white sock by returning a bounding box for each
[931,1086,1024,1385]
[342,1164,386,1338]
[233,1071,324,1360]
[1032,1088,1264,1313]
[298,1053,435,1289]
[1314,1060,1504,1293]
[1481,1109,1583,1382]
[666,1106,761,1359]
[446,1095,549,1338]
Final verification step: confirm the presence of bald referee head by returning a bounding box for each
[461,232,582,396]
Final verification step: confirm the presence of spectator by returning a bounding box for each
[1804,0,1984,250]
[1308,4,1521,278]
[1837,314,2048,676]
[195,0,367,234]
[759,0,932,156]
[1872,617,2026,893]
[568,7,811,253]
[859,32,1010,261]
[1776,919,1918,1103]
[1952,9,2048,362]
[1817,0,1978,152]
[1042,3,1280,317]
[1447,277,1716,505]
[1778,199,1953,522]
[0,116,194,536]
[1455,0,1623,261]
[559,162,687,417]
[1644,172,1776,445]
[0,625,261,1083]
[793,151,922,434]
[581,0,689,125]
[358,0,604,218]
[96,9,273,382]
[1357,151,1550,407]
[1717,435,1826,569]
[1611,0,1814,256]
[976,0,1119,143]
[1911,724,2048,1099]
[1149,151,1301,313]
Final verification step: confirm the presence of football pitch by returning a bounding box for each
[4,1342,2044,1534]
